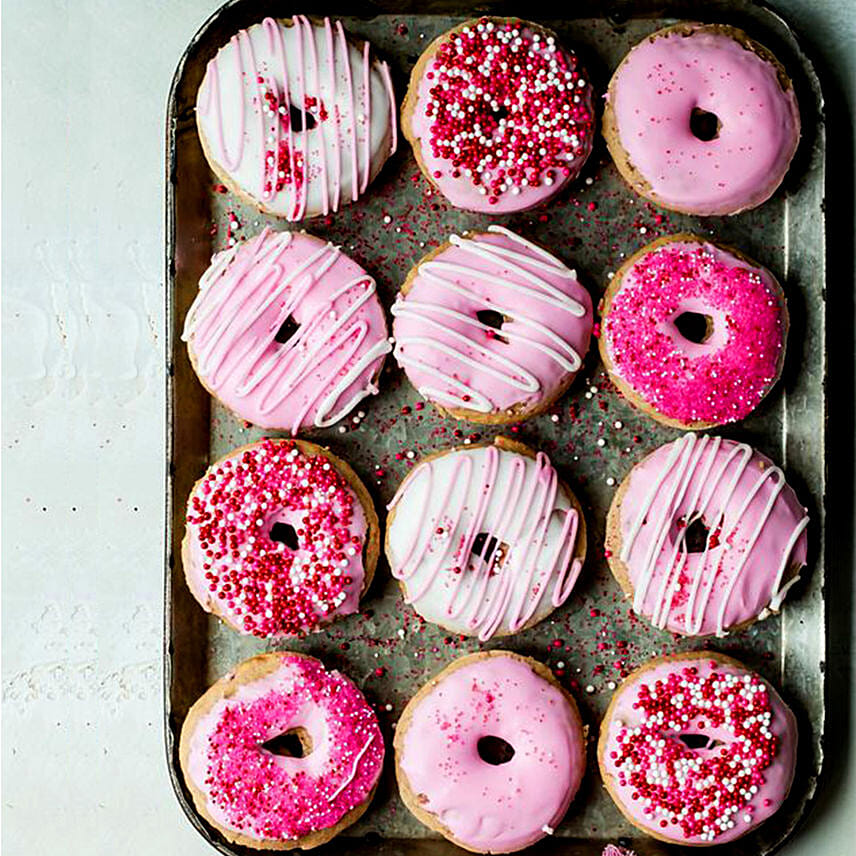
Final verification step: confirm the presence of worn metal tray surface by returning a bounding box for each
[165,2,826,854]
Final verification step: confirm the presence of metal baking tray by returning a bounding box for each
[165,2,826,854]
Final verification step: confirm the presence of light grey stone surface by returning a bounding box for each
[1,1,853,854]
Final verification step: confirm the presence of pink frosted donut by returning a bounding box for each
[402,17,595,213]
[599,234,788,429]
[196,16,397,220]
[179,652,385,849]
[183,438,380,639]
[605,433,809,636]
[392,226,593,423]
[598,652,798,845]
[604,23,800,216]
[395,651,586,853]
[182,228,391,433]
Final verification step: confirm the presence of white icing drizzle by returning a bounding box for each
[327,734,375,802]
[387,444,584,641]
[620,433,809,636]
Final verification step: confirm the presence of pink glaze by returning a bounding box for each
[601,656,797,844]
[186,654,384,842]
[196,16,396,220]
[602,240,785,426]
[608,24,800,215]
[410,18,594,213]
[392,226,593,415]
[182,228,391,433]
[617,434,808,636]
[185,438,370,638]
[399,653,585,851]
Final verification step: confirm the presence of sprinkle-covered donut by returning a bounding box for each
[391,226,593,423]
[402,17,595,213]
[182,228,391,433]
[599,234,788,429]
[385,437,586,640]
[605,434,809,637]
[598,652,798,845]
[196,16,397,220]
[179,652,384,849]
[395,650,586,853]
[603,23,800,216]
[183,438,379,639]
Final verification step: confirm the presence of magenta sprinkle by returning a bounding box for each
[604,243,784,424]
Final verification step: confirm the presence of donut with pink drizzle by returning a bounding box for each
[385,437,586,640]
[179,652,384,849]
[599,234,788,429]
[598,651,798,845]
[395,650,586,853]
[392,226,593,423]
[182,228,391,433]
[606,433,809,637]
[402,17,595,213]
[196,16,396,220]
[183,438,379,639]
[603,22,800,215]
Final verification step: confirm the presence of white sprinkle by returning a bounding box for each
[606,477,616,486]
[585,684,596,694]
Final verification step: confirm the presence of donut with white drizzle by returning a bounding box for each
[391,226,593,423]
[385,436,586,640]
[605,433,809,637]
[179,652,384,849]
[196,16,397,220]
[598,651,798,845]
[182,228,391,434]
[402,17,595,212]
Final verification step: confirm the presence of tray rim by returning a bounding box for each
[163,2,828,854]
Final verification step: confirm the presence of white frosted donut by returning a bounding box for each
[196,16,397,220]
[385,437,586,640]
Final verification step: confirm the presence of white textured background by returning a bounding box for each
[2,1,854,854]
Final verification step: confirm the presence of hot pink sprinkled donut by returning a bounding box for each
[402,17,595,213]
[598,652,798,845]
[183,438,379,639]
[395,651,586,853]
[599,234,788,429]
[182,228,391,434]
[604,23,800,216]
[606,433,809,637]
[179,652,385,849]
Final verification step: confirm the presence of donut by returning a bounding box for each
[391,226,593,423]
[179,652,384,849]
[182,228,391,433]
[605,433,809,637]
[598,234,788,429]
[182,437,380,639]
[603,23,800,216]
[385,436,586,640]
[196,16,397,220]
[394,650,586,853]
[402,17,595,213]
[598,651,798,845]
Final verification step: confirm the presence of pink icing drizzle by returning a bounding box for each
[601,657,797,844]
[602,241,785,426]
[392,226,592,415]
[182,228,391,433]
[186,655,384,842]
[399,654,585,852]
[617,434,808,636]
[609,24,800,214]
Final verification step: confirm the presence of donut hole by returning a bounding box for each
[690,107,721,142]
[477,735,515,765]
[476,309,509,344]
[471,532,508,566]
[675,311,714,345]
[683,518,710,553]
[287,103,317,133]
[678,732,723,751]
[270,521,300,550]
[263,726,313,758]
[274,316,300,345]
